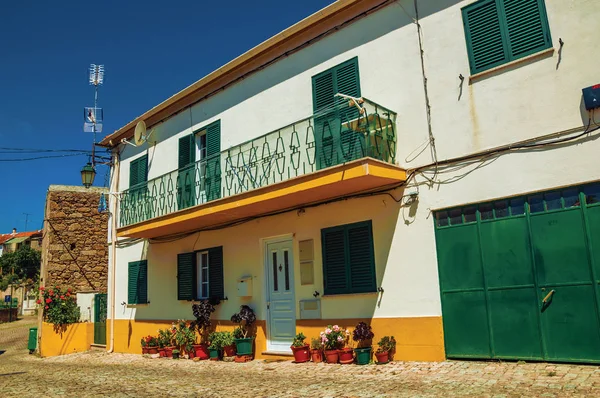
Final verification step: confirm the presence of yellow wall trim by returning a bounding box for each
[40,322,94,357]
[109,316,444,362]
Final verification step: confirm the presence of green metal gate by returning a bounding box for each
[435,182,600,363]
[94,293,107,345]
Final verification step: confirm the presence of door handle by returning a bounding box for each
[542,290,555,303]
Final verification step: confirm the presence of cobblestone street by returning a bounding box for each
[2,317,600,397]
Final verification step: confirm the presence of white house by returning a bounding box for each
[100,0,600,363]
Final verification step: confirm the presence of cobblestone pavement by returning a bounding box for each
[2,318,600,397]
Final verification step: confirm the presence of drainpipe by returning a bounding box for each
[108,149,120,353]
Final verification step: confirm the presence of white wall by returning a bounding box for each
[111,0,600,321]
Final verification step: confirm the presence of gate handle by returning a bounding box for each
[542,290,555,303]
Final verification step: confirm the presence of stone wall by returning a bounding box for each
[41,185,109,293]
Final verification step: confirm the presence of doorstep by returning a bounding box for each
[90,344,106,351]
[261,351,294,361]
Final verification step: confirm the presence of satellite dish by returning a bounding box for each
[134,121,147,146]
[132,121,156,146]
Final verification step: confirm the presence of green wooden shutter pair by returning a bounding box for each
[178,135,196,210]
[321,220,376,295]
[205,120,221,202]
[177,246,224,301]
[128,260,148,304]
[462,0,552,75]
[311,57,362,170]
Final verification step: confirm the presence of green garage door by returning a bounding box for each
[435,182,600,363]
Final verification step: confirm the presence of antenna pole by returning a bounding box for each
[23,213,31,230]
[88,64,104,172]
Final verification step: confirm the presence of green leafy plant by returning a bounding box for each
[157,329,173,348]
[172,320,196,352]
[310,337,323,350]
[232,326,244,339]
[292,332,307,348]
[376,336,396,354]
[141,335,158,347]
[221,331,234,348]
[37,285,80,325]
[208,331,227,350]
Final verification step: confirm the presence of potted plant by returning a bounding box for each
[230,305,256,357]
[140,336,149,354]
[172,349,180,359]
[222,331,236,357]
[310,337,323,363]
[208,331,225,360]
[191,300,215,360]
[290,332,310,363]
[352,322,374,365]
[144,335,159,355]
[375,336,396,364]
[173,320,196,359]
[320,325,347,364]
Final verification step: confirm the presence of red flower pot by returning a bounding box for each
[142,347,149,355]
[375,351,389,364]
[193,344,210,360]
[158,348,166,357]
[164,346,175,358]
[310,349,323,363]
[324,349,339,364]
[338,348,354,364]
[291,345,310,363]
[147,346,159,355]
[223,345,236,357]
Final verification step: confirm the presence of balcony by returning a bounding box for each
[118,97,406,238]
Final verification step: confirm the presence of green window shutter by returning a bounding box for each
[462,0,508,75]
[334,58,361,100]
[137,261,148,304]
[463,0,552,75]
[312,69,335,113]
[128,261,139,304]
[137,155,148,184]
[205,120,221,201]
[208,246,225,300]
[129,159,139,187]
[503,0,552,59]
[177,252,196,300]
[321,227,349,295]
[347,221,376,293]
[206,120,221,158]
[178,134,195,169]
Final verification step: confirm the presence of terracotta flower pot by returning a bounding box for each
[223,344,236,357]
[375,351,389,364]
[142,347,149,354]
[291,344,310,363]
[158,347,166,357]
[164,346,175,358]
[310,349,323,363]
[324,349,339,364]
[338,347,354,364]
[147,346,159,355]
[193,344,210,360]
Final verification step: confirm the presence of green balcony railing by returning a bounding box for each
[119,97,397,228]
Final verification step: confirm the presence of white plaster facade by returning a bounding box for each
[106,0,600,357]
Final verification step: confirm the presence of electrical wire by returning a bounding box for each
[0,153,90,162]
[0,147,92,153]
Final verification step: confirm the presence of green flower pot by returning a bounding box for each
[234,337,254,356]
[354,347,372,365]
[209,348,220,360]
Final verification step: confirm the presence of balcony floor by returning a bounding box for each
[117,157,406,239]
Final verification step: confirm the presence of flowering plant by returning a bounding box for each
[352,322,374,348]
[141,335,159,348]
[37,285,80,325]
[320,325,349,350]
[173,319,196,352]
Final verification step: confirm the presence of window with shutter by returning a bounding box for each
[311,57,362,170]
[462,0,551,75]
[128,260,148,304]
[178,134,196,210]
[128,155,149,224]
[204,120,221,202]
[178,246,225,301]
[321,220,376,295]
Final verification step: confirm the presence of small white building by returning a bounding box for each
[100,0,600,363]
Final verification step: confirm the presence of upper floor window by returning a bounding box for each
[462,0,552,75]
[129,154,148,189]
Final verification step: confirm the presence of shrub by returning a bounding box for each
[376,336,396,354]
[292,332,307,348]
[37,286,80,325]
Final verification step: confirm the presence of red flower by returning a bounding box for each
[45,298,52,304]
[36,299,41,304]
[67,288,72,293]
[60,295,65,300]
[45,306,49,310]
[49,290,54,296]
[39,286,45,291]
[66,292,71,297]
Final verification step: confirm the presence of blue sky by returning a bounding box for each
[0,0,332,233]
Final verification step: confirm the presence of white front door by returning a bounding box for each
[265,239,296,352]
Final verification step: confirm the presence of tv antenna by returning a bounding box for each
[86,64,105,171]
